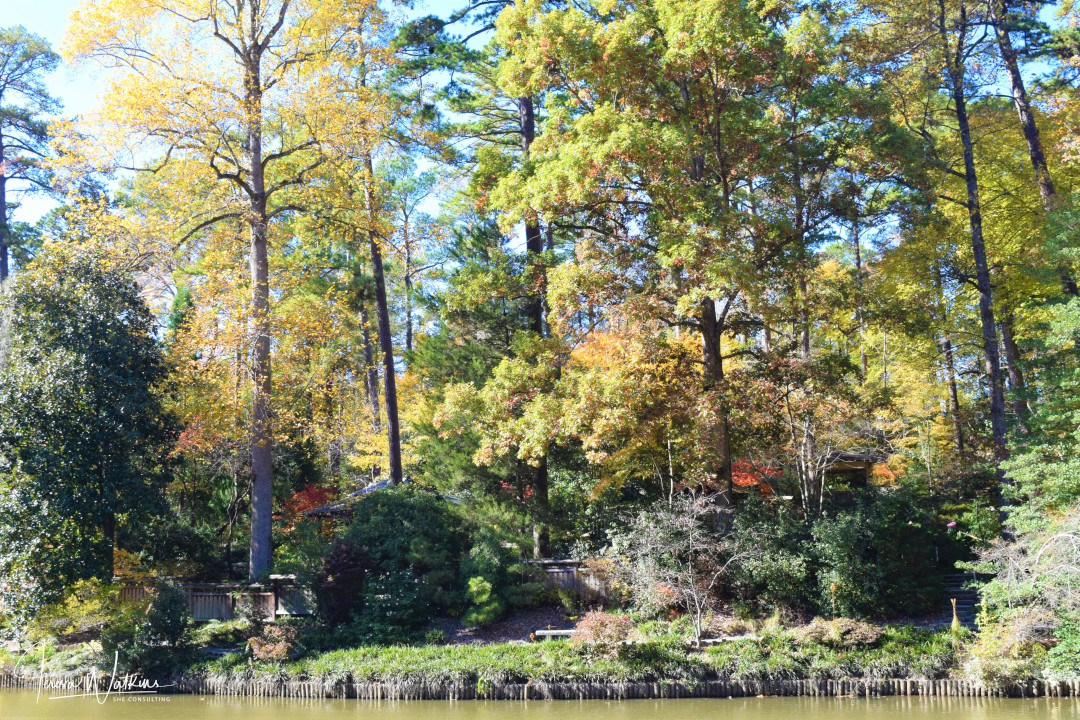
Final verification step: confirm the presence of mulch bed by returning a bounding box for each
[437,607,577,645]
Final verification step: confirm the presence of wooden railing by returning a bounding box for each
[114,563,600,623]
[114,577,314,622]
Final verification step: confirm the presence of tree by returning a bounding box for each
[611,493,725,646]
[860,0,1011,508]
[65,0,380,579]
[0,26,59,281]
[0,247,171,629]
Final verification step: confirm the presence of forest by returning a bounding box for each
[1,0,1080,689]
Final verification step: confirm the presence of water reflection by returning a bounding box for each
[0,691,1077,720]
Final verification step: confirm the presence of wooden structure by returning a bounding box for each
[823,451,885,488]
[115,576,314,622]
[529,559,608,600]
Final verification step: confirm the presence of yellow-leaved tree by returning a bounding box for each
[63,0,387,579]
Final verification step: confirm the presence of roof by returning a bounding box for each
[302,477,462,517]
[824,451,887,466]
[302,478,397,516]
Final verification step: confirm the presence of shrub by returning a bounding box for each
[342,484,468,624]
[610,494,725,644]
[1047,616,1080,679]
[797,618,884,648]
[248,625,298,662]
[571,611,634,657]
[724,496,814,613]
[142,580,192,648]
[273,517,333,587]
[961,613,1051,687]
[233,591,273,630]
[313,539,373,626]
[460,525,539,627]
[726,489,945,618]
[25,579,120,643]
[424,628,448,645]
[813,489,943,617]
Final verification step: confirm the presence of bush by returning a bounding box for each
[725,497,814,613]
[424,628,448,645]
[273,517,333,587]
[813,489,944,617]
[341,484,468,625]
[313,540,373,626]
[248,625,298,662]
[25,579,120,643]
[961,612,1051,687]
[725,489,945,618]
[143,581,192,648]
[797,618,884,648]
[1048,616,1080,679]
[460,525,539,627]
[571,611,634,657]
[610,494,725,644]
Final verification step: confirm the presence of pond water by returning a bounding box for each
[1,691,1078,720]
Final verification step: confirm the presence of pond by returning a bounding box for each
[0,691,1077,720]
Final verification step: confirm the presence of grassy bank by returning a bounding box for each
[7,626,1079,699]
[1,626,962,686]
[179,625,960,687]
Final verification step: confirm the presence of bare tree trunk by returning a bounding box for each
[991,0,1078,296]
[939,0,1010,508]
[992,0,1054,202]
[853,221,867,381]
[370,236,403,485]
[799,279,810,360]
[404,237,414,354]
[102,508,115,579]
[247,67,274,581]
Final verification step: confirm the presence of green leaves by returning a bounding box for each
[0,248,172,630]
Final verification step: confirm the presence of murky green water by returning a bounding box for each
[0,691,1078,720]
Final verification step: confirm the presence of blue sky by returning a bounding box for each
[4,0,97,222]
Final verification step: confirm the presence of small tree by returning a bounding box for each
[0,247,171,630]
[611,493,726,645]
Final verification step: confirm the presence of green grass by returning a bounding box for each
[193,639,706,684]
[704,626,962,682]
[1,624,968,687]
[186,625,964,686]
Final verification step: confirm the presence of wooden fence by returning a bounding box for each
[112,562,595,623]
[116,578,314,622]
[530,560,608,600]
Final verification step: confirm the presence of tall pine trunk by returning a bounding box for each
[941,332,965,455]
[519,94,551,557]
[0,163,8,282]
[359,303,381,432]
[1000,314,1029,424]
[939,0,1010,507]
[702,297,733,508]
[364,154,403,485]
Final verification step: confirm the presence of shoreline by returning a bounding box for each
[3,671,1080,700]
